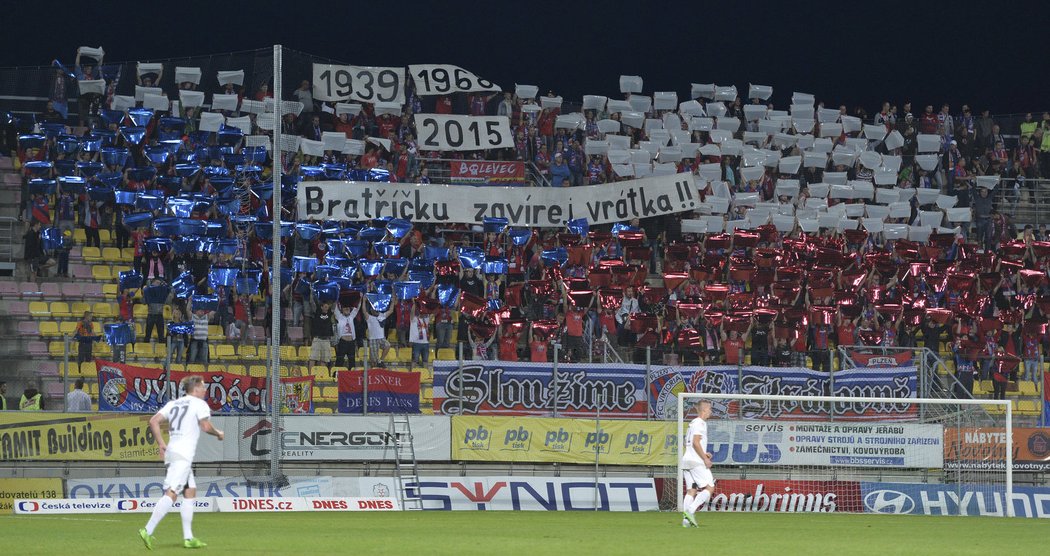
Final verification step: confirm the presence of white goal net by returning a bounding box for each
[677,393,1014,517]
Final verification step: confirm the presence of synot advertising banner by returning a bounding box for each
[707,420,943,468]
[417,476,657,511]
[452,415,675,466]
[647,365,918,421]
[943,427,1050,471]
[336,369,420,414]
[297,172,700,226]
[214,414,450,462]
[434,361,649,418]
[860,482,1050,518]
[0,412,157,462]
[450,160,526,186]
[96,359,311,413]
[700,480,863,513]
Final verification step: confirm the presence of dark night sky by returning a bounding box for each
[2,0,1048,116]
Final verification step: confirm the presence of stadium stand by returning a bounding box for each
[0,47,1046,419]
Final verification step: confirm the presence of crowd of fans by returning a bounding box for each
[8,48,1050,403]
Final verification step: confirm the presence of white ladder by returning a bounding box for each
[389,414,423,511]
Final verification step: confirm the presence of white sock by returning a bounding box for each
[180,498,195,540]
[689,490,711,513]
[683,493,696,512]
[144,495,173,535]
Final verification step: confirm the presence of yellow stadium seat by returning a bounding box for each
[49,341,66,357]
[29,301,50,317]
[315,407,333,414]
[238,345,257,359]
[101,247,121,263]
[50,302,72,319]
[298,346,313,361]
[59,321,78,336]
[133,304,147,319]
[163,305,172,320]
[132,343,155,359]
[418,367,434,383]
[102,284,118,298]
[186,364,207,374]
[87,383,98,396]
[214,344,236,360]
[82,246,103,262]
[208,325,224,341]
[71,302,92,316]
[91,266,112,281]
[226,364,247,375]
[436,348,456,360]
[280,346,298,361]
[73,228,86,244]
[98,228,111,244]
[39,321,60,337]
[248,365,268,377]
[80,361,97,377]
[1018,381,1038,396]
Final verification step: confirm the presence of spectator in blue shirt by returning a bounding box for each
[550,153,571,187]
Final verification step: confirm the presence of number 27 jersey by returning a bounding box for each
[160,395,212,462]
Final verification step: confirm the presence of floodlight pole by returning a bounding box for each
[268,44,284,480]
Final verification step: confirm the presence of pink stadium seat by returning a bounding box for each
[70,263,92,280]
[2,172,19,185]
[248,325,266,341]
[19,281,42,297]
[41,282,62,298]
[0,280,19,297]
[61,282,85,299]
[7,301,29,317]
[27,341,48,357]
[37,361,59,377]
[81,283,103,300]
[287,327,303,344]
[45,382,64,397]
[17,321,38,336]
[70,245,83,260]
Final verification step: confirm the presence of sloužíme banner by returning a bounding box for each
[296,172,700,226]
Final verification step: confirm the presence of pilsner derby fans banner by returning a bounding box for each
[298,172,701,225]
[336,369,421,414]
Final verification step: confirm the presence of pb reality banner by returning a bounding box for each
[0,478,63,511]
[943,428,1050,471]
[0,413,157,462]
[707,421,943,468]
[297,172,700,226]
[434,361,648,418]
[647,365,918,421]
[451,415,676,466]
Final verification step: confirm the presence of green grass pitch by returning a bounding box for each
[2,511,1044,555]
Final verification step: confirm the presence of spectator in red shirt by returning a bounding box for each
[561,282,591,362]
[720,321,751,366]
[498,329,521,361]
[528,327,549,363]
[435,95,453,114]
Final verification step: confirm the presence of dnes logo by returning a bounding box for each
[864,490,915,514]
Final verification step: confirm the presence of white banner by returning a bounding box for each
[708,420,944,468]
[409,64,499,95]
[312,64,405,104]
[298,172,700,226]
[13,498,213,514]
[216,497,398,512]
[197,415,451,462]
[67,475,335,499]
[413,114,513,151]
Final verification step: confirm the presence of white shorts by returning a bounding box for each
[682,466,715,490]
[163,457,197,494]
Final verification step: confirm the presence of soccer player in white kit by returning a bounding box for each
[681,400,715,527]
[139,376,224,550]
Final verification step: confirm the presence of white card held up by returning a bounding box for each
[175,66,201,85]
[179,90,204,108]
[619,75,643,93]
[216,70,244,86]
[748,84,772,100]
